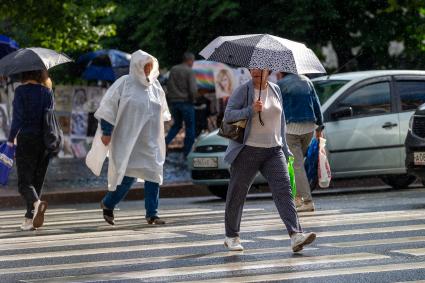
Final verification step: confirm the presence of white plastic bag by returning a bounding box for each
[318,137,331,188]
[85,128,109,176]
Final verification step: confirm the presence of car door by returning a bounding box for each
[324,76,401,177]
[394,76,425,168]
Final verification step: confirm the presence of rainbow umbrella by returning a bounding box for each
[192,60,229,91]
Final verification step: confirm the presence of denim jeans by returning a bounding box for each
[15,134,50,219]
[102,176,160,218]
[165,102,195,156]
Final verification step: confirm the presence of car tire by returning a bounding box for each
[207,185,228,200]
[380,174,416,189]
[421,179,425,188]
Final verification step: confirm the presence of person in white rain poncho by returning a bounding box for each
[92,50,171,225]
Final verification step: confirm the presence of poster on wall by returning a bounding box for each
[57,136,74,158]
[0,104,9,141]
[85,87,104,112]
[57,114,71,135]
[54,86,74,112]
[71,112,88,139]
[72,88,88,112]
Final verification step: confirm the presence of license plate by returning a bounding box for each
[193,157,218,168]
[414,152,425,165]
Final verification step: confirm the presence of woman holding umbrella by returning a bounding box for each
[8,69,53,230]
[0,47,71,230]
[200,34,326,252]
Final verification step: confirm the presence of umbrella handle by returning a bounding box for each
[258,70,264,126]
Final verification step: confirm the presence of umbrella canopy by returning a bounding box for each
[0,47,72,76]
[200,34,326,74]
[76,49,131,81]
[0,35,19,59]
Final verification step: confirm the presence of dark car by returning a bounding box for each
[405,103,425,185]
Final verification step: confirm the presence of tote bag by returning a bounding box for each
[0,143,15,185]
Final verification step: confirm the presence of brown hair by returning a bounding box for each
[21,69,48,84]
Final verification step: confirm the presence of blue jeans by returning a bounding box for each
[165,102,195,156]
[102,176,160,218]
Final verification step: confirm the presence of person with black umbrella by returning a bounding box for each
[0,47,71,230]
[8,69,52,230]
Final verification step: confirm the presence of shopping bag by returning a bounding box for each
[86,128,109,176]
[287,156,296,198]
[0,143,15,186]
[304,138,319,191]
[318,137,331,188]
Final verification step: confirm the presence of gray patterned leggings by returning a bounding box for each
[225,145,303,237]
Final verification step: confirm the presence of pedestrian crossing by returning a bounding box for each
[0,199,425,282]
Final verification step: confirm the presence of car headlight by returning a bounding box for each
[409,115,414,131]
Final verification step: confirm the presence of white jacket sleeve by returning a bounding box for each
[94,77,126,125]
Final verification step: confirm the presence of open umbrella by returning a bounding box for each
[0,35,19,59]
[77,49,131,82]
[200,34,326,74]
[0,47,72,76]
[200,34,326,126]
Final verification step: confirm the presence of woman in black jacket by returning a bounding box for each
[8,70,53,231]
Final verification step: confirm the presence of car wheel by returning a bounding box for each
[421,179,425,188]
[380,174,416,189]
[207,185,228,200]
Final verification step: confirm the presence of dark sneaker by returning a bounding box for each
[100,202,114,225]
[32,200,48,228]
[146,216,166,225]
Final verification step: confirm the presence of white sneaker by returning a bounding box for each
[224,236,244,251]
[297,201,315,212]
[291,232,316,252]
[33,200,48,228]
[20,218,35,231]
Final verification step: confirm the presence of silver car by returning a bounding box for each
[188,70,425,198]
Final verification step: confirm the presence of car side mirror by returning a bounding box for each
[331,106,353,120]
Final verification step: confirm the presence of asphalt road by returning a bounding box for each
[0,186,425,282]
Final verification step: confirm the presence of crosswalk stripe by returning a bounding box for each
[0,208,264,229]
[0,232,186,251]
[0,247,316,276]
[189,262,425,283]
[258,224,425,241]
[393,248,425,256]
[0,239,254,262]
[20,253,388,282]
[321,236,425,248]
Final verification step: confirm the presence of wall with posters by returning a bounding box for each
[54,85,106,159]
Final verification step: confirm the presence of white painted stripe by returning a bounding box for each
[0,239,253,262]
[393,248,425,256]
[0,232,185,251]
[321,236,425,248]
[22,253,387,282]
[258,224,425,241]
[0,247,316,276]
[192,262,425,282]
[0,208,264,229]
[199,212,425,235]
[0,208,212,219]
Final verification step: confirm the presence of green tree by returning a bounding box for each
[0,0,117,53]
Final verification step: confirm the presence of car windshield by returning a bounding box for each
[313,79,350,104]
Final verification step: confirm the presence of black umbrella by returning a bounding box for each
[0,47,72,76]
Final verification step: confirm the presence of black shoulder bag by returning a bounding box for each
[217,86,249,144]
[43,91,63,155]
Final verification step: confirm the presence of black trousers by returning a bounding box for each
[15,134,50,219]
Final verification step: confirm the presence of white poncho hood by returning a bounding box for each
[94,50,171,190]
